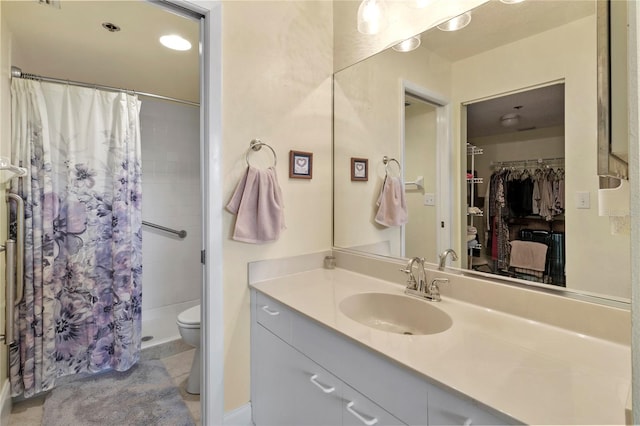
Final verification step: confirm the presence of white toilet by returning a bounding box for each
[177,304,201,394]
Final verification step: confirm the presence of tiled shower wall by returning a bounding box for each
[139,97,201,312]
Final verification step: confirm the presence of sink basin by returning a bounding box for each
[339,292,452,335]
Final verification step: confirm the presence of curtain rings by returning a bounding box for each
[246,139,277,168]
[382,156,401,176]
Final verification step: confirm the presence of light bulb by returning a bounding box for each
[357,0,388,35]
[437,11,472,32]
[392,35,421,52]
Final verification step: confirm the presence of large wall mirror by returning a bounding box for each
[333,0,631,302]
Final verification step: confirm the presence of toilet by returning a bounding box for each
[177,304,201,394]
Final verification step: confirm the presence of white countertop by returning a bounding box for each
[250,267,631,425]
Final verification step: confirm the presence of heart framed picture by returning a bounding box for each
[351,157,368,181]
[289,150,313,179]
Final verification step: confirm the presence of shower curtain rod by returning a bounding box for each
[10,66,200,107]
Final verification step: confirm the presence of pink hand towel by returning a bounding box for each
[375,176,408,227]
[509,240,547,272]
[226,166,285,243]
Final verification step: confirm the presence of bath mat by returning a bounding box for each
[42,359,195,426]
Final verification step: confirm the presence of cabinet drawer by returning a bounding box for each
[255,292,292,343]
[292,311,429,426]
[342,384,406,426]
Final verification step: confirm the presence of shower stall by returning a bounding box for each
[6,68,202,398]
[139,97,202,349]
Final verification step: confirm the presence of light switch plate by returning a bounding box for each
[424,193,435,206]
[576,191,590,209]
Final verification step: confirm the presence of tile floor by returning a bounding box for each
[8,349,200,426]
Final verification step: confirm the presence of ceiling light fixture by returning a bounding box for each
[437,11,472,32]
[500,113,520,127]
[159,34,192,51]
[357,0,388,35]
[392,35,421,52]
[411,0,433,8]
[500,0,525,4]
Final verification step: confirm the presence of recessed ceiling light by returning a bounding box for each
[159,35,192,51]
[437,12,472,32]
[392,35,421,52]
[500,0,525,4]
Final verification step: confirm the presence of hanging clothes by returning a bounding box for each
[10,79,143,397]
[487,170,510,269]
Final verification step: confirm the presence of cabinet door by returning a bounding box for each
[253,324,342,426]
[342,384,407,426]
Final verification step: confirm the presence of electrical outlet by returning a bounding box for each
[576,191,590,209]
[424,193,435,206]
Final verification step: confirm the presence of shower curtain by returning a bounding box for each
[9,79,143,398]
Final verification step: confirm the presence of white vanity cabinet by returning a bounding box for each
[252,323,343,425]
[251,290,516,426]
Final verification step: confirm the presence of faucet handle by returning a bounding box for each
[400,268,418,290]
[428,278,449,302]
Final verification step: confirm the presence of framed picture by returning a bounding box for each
[351,157,368,181]
[289,150,313,179]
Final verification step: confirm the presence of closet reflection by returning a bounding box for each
[465,84,566,286]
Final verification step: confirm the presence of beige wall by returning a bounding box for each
[452,15,630,298]
[333,45,451,258]
[221,1,333,411]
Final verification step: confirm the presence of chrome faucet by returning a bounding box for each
[438,249,458,271]
[401,257,447,301]
[400,257,424,292]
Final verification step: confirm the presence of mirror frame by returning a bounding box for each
[331,0,631,308]
[597,0,628,181]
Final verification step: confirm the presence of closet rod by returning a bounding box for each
[491,157,564,168]
[10,66,200,107]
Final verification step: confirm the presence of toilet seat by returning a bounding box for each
[177,305,200,328]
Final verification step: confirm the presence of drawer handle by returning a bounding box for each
[261,305,280,316]
[309,374,335,394]
[346,401,378,426]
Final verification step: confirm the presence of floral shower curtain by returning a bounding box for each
[9,79,143,397]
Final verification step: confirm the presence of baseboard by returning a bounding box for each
[224,403,252,426]
[0,379,11,426]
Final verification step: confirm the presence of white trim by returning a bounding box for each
[401,80,453,258]
[0,379,11,426]
[224,403,253,426]
[628,0,639,423]
[174,1,224,425]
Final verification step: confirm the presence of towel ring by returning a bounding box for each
[246,139,277,167]
[383,156,401,176]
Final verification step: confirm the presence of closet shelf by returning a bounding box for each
[467,145,483,155]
